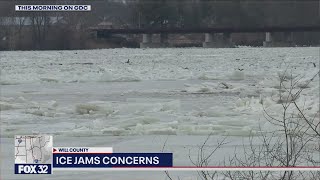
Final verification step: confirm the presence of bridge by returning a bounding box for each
[92,25,320,48]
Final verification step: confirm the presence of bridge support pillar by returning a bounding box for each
[140,34,152,48]
[160,33,169,43]
[203,33,235,48]
[263,32,273,47]
[140,34,169,48]
[284,32,294,45]
[159,33,169,47]
[263,32,295,47]
[142,34,152,43]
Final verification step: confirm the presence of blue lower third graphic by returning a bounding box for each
[53,153,173,168]
[15,164,52,174]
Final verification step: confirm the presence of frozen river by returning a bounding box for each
[1,47,319,179]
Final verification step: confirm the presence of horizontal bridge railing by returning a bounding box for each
[92,26,320,34]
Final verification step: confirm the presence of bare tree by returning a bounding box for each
[30,11,50,49]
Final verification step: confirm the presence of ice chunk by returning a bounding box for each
[98,71,140,82]
[229,70,245,80]
[76,104,101,114]
[25,108,56,117]
[102,127,126,136]
[75,101,114,115]
[40,77,59,83]
[234,97,263,113]
[0,102,16,111]
[160,100,181,112]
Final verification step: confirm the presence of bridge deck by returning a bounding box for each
[92,26,320,34]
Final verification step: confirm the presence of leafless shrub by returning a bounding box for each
[163,69,319,180]
[224,69,319,180]
[188,134,227,180]
[163,134,227,180]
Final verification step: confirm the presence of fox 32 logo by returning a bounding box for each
[14,135,53,174]
[15,164,52,174]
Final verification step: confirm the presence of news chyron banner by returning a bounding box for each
[15,135,173,174]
